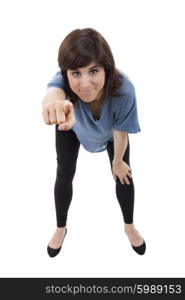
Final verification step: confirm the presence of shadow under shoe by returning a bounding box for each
[47,228,67,258]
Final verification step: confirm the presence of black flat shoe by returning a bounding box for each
[131,240,146,255]
[47,228,67,257]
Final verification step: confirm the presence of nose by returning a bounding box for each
[80,75,92,90]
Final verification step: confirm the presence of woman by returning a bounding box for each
[42,28,146,257]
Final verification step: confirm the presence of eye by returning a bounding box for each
[72,71,81,77]
[90,68,99,75]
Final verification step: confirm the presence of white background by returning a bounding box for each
[0,0,185,277]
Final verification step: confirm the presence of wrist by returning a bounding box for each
[112,159,122,165]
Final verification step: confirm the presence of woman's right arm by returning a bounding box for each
[42,86,66,107]
[42,74,76,130]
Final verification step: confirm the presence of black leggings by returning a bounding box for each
[54,124,135,227]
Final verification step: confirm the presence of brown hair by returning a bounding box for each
[58,28,124,104]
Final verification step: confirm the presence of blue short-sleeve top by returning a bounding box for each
[47,71,141,153]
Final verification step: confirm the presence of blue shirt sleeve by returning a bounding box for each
[112,79,141,133]
[47,71,65,89]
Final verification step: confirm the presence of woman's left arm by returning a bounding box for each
[113,130,128,164]
[112,130,132,185]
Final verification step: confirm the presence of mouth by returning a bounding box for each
[81,90,91,94]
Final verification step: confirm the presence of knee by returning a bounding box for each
[116,177,133,188]
[56,161,76,183]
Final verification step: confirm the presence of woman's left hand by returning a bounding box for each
[112,161,132,185]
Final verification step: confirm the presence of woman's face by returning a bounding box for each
[66,62,105,102]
